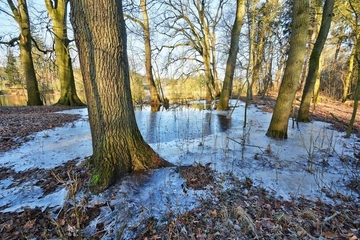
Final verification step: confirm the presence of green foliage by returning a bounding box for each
[4,50,21,85]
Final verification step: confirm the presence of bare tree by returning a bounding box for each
[217,0,246,110]
[161,0,225,101]
[1,0,43,106]
[124,0,162,104]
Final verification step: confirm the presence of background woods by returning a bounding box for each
[0,0,358,110]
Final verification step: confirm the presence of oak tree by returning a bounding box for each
[70,0,172,192]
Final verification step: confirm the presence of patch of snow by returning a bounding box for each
[0,100,359,238]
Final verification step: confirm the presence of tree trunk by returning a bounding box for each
[70,0,172,193]
[345,1,360,138]
[266,0,309,139]
[217,0,246,110]
[313,53,322,103]
[7,0,43,106]
[45,0,84,106]
[345,60,360,138]
[297,0,334,122]
[140,0,161,104]
[342,45,356,102]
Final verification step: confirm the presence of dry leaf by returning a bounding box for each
[23,219,36,229]
[322,231,335,239]
[211,209,217,216]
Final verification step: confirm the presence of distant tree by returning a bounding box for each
[70,0,172,192]
[124,0,162,104]
[297,0,335,122]
[45,0,84,106]
[3,0,43,105]
[345,0,360,138]
[217,0,246,110]
[4,49,21,85]
[161,0,224,101]
[266,0,309,139]
[342,45,356,102]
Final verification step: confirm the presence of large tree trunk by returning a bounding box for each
[266,1,309,139]
[297,0,335,122]
[217,0,246,110]
[45,0,84,106]
[70,0,171,193]
[7,0,43,106]
[140,0,161,104]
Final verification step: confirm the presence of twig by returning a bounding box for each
[323,211,340,222]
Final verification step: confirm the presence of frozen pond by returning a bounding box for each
[0,100,359,238]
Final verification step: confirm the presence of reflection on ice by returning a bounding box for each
[0,100,359,237]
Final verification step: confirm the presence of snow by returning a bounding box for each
[0,100,359,238]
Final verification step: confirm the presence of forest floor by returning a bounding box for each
[0,96,359,239]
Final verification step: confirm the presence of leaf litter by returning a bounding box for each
[0,100,359,239]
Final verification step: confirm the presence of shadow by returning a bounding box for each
[216,114,231,132]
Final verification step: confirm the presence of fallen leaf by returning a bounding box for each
[23,219,36,229]
[322,231,335,239]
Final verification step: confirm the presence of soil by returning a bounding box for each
[0,98,359,239]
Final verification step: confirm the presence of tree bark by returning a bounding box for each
[345,0,360,138]
[45,0,84,106]
[217,0,246,110]
[342,45,356,102]
[7,0,43,106]
[70,0,172,193]
[297,0,334,122]
[266,0,309,139]
[140,0,162,104]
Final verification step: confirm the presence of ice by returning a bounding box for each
[0,100,358,237]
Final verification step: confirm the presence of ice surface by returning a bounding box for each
[0,100,359,237]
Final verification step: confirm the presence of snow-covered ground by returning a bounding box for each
[0,100,359,238]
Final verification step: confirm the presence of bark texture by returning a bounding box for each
[7,0,43,106]
[217,0,246,110]
[266,1,309,139]
[297,0,335,122]
[140,0,162,104]
[70,0,171,193]
[45,0,84,106]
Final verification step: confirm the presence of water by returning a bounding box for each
[0,93,86,106]
[135,103,242,144]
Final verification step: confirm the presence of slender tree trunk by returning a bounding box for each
[346,52,360,138]
[197,0,216,102]
[7,0,43,106]
[217,0,246,110]
[297,0,334,122]
[298,0,322,93]
[45,0,84,106]
[261,41,274,98]
[345,0,360,138]
[70,0,171,193]
[140,0,161,104]
[211,32,220,97]
[342,45,356,102]
[247,11,256,100]
[313,53,322,103]
[266,0,309,139]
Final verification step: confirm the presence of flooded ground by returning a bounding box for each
[0,100,359,239]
